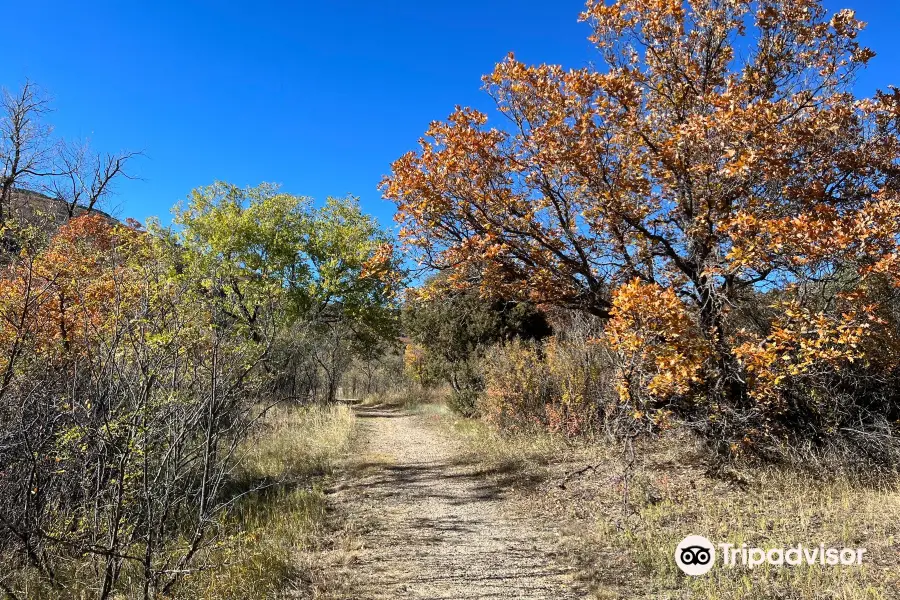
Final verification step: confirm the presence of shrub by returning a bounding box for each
[449,387,482,418]
[481,339,549,427]
[481,314,617,436]
[402,277,552,415]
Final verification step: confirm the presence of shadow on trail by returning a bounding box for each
[326,404,585,599]
[351,405,417,419]
[330,406,546,511]
[333,461,538,505]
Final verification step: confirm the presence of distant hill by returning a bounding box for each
[7,188,117,229]
[0,189,119,259]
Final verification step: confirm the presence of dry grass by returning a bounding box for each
[171,403,357,599]
[442,415,900,600]
[240,402,357,480]
[443,414,579,474]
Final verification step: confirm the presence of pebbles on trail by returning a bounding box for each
[324,406,586,600]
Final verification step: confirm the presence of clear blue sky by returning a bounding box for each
[2,1,897,231]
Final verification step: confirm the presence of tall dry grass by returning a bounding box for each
[170,403,356,600]
[444,413,900,599]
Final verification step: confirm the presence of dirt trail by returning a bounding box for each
[325,406,586,600]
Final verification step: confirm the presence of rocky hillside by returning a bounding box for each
[7,188,117,229]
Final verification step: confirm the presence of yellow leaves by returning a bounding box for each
[734,300,879,404]
[403,343,428,381]
[481,335,602,436]
[607,279,709,401]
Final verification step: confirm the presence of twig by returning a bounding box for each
[558,463,602,489]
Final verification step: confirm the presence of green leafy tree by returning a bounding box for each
[173,183,404,401]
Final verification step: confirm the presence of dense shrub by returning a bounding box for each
[481,339,549,427]
[402,278,551,414]
[481,315,616,436]
[477,296,900,468]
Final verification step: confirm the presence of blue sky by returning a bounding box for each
[2,0,897,231]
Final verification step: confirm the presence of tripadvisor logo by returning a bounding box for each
[675,535,716,576]
[675,535,866,576]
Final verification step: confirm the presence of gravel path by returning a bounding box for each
[325,406,586,600]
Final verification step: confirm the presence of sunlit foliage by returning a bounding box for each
[384,0,900,456]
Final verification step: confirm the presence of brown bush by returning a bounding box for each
[480,315,619,436]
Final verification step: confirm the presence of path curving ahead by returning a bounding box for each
[325,406,585,600]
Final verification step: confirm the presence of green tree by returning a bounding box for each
[403,278,550,415]
[173,183,404,401]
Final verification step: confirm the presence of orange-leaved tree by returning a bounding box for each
[383,0,900,449]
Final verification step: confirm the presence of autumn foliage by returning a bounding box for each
[385,0,900,459]
[0,185,404,598]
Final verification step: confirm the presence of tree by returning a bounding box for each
[0,82,53,224]
[302,195,404,349]
[173,183,404,402]
[0,81,137,229]
[50,140,139,219]
[383,0,900,434]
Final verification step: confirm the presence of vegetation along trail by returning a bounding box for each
[327,406,585,600]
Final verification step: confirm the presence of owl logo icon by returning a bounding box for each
[675,535,716,576]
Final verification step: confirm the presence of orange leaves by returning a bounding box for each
[581,0,687,48]
[381,85,602,313]
[579,1,637,48]
[360,242,395,280]
[0,215,148,362]
[386,0,894,318]
[725,198,900,278]
[829,9,865,42]
[607,279,709,402]
[734,301,878,405]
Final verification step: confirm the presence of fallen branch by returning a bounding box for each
[558,463,602,489]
